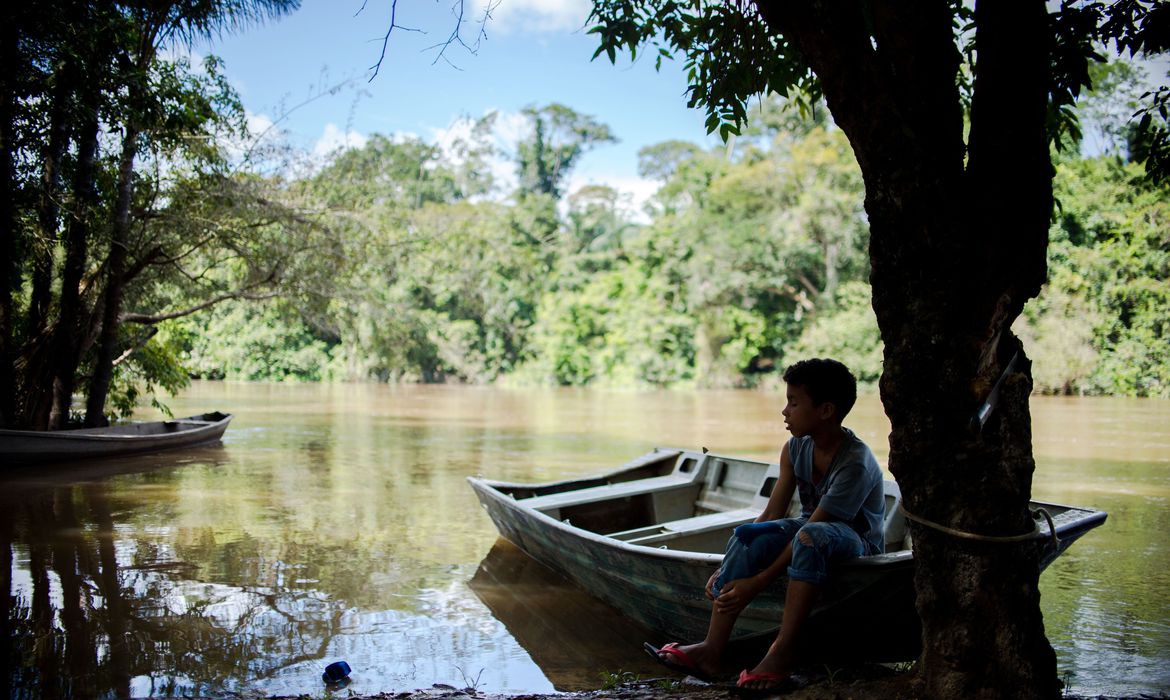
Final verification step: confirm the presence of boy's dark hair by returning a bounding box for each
[783,358,858,421]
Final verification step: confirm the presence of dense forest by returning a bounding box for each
[167,71,1168,400]
[4,0,1167,431]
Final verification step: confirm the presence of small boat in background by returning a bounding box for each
[0,411,233,466]
[468,447,1108,663]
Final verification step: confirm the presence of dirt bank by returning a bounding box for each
[269,668,1165,700]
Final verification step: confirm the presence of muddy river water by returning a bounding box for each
[3,382,1168,697]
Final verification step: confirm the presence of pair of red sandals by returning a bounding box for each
[643,642,799,696]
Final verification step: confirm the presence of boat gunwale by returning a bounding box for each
[469,474,922,568]
[468,473,1108,569]
[0,413,232,442]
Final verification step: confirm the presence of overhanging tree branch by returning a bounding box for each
[111,326,158,368]
[365,0,496,79]
[119,281,280,325]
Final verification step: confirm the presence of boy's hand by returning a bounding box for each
[713,576,764,614]
[705,569,722,600]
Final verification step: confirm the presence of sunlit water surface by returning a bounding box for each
[2,383,1167,697]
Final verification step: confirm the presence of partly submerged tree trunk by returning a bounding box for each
[759,2,1059,697]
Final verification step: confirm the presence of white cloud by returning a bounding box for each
[473,0,593,34]
[216,110,280,169]
[312,123,369,159]
[566,174,660,224]
[246,112,275,135]
[428,110,658,217]
[429,110,531,197]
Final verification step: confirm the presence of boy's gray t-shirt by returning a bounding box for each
[788,428,885,554]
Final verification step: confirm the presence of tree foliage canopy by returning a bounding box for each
[579,2,1166,696]
[588,0,1170,184]
[163,89,1167,398]
[0,0,300,429]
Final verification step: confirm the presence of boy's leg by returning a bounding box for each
[739,522,864,688]
[714,518,804,594]
[738,579,818,686]
[654,519,802,675]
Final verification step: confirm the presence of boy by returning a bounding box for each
[644,358,885,693]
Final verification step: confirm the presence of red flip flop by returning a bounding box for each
[642,642,714,681]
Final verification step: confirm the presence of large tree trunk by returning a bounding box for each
[28,58,78,345]
[19,91,100,430]
[84,122,138,427]
[890,4,1057,697]
[19,8,110,431]
[42,109,101,430]
[758,2,1059,697]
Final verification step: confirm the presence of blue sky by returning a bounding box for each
[195,0,720,210]
[196,1,1169,207]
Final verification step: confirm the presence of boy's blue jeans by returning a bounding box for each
[713,518,865,592]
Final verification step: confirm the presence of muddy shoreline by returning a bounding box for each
[264,681,1160,700]
[263,666,1165,700]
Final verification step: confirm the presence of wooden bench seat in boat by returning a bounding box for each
[516,474,701,512]
[516,475,706,534]
[511,450,711,533]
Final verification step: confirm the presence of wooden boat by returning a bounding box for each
[0,411,233,465]
[468,447,1108,663]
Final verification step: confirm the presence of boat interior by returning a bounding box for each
[506,448,912,555]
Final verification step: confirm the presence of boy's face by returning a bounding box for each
[782,383,835,438]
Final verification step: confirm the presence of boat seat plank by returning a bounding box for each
[517,475,698,512]
[610,507,759,544]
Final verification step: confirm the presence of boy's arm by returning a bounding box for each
[755,441,797,522]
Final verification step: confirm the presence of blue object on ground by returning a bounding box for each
[323,660,352,683]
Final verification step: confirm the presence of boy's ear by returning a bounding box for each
[817,401,837,421]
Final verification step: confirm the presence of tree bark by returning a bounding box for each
[21,7,111,431]
[42,108,100,430]
[755,1,1058,697]
[28,59,77,345]
[84,121,138,427]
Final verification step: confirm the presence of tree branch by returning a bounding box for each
[752,2,894,177]
[119,280,279,325]
[366,0,496,79]
[755,2,963,193]
[966,0,1051,303]
[366,0,423,79]
[111,326,157,368]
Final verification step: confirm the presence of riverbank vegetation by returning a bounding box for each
[3,6,1167,432]
[170,74,1167,398]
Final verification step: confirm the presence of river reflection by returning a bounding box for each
[1,382,1168,697]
